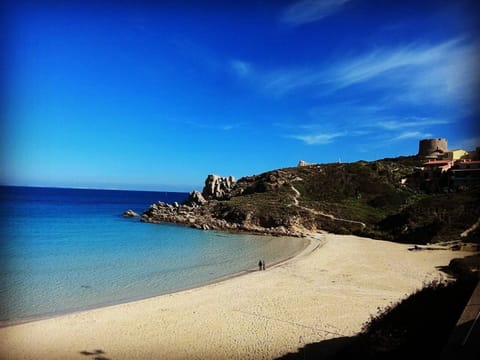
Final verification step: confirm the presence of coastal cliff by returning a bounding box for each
[140,157,480,244]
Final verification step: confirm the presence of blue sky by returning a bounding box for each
[2,0,479,191]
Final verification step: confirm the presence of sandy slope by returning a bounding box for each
[0,234,470,360]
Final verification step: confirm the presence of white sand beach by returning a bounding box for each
[0,234,471,360]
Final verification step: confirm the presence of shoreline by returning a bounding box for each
[0,233,314,329]
[0,234,471,360]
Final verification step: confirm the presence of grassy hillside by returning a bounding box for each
[209,156,479,244]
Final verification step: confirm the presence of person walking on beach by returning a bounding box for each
[262,260,265,271]
[258,260,263,271]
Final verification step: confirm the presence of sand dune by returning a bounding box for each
[0,234,470,360]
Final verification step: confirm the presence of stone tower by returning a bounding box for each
[418,138,448,157]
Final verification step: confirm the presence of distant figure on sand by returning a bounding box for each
[258,260,263,271]
[262,261,265,271]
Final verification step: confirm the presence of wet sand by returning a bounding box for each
[0,234,470,360]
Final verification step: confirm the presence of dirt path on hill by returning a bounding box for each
[290,185,367,228]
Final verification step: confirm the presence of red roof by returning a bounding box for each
[423,160,452,165]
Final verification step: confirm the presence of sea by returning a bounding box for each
[0,186,307,323]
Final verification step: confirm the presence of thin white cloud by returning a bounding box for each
[400,41,480,106]
[394,131,433,141]
[289,132,345,145]
[276,103,451,147]
[329,38,464,89]
[262,68,321,97]
[230,59,320,97]
[231,37,478,107]
[231,38,477,149]
[377,118,450,130]
[281,0,351,26]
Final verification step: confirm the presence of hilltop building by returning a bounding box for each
[418,138,470,161]
[297,160,314,167]
[418,138,480,190]
[422,160,454,179]
[442,149,469,160]
[450,159,480,187]
[418,138,448,158]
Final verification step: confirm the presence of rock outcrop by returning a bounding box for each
[140,200,304,236]
[123,209,139,217]
[202,175,236,200]
[138,171,308,236]
[184,190,207,206]
[138,171,319,237]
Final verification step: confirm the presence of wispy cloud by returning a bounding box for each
[231,59,315,97]
[393,131,433,141]
[230,61,321,98]
[231,37,478,106]
[277,102,452,147]
[377,118,450,130]
[281,0,352,26]
[231,37,477,149]
[289,132,346,145]
[328,38,478,93]
[262,69,321,97]
[328,39,463,89]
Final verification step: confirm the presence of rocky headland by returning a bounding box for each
[140,174,303,236]
[139,157,480,244]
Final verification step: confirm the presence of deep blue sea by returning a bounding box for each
[0,186,306,323]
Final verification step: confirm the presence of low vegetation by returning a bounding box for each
[210,156,479,244]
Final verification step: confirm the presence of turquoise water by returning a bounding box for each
[0,186,306,322]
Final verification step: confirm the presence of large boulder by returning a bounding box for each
[185,190,207,206]
[123,209,139,217]
[202,174,236,200]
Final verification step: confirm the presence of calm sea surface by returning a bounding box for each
[0,186,306,322]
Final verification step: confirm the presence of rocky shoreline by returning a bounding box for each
[139,174,309,237]
[140,200,306,237]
